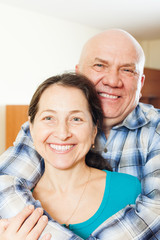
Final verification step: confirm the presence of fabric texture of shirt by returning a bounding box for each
[0,102,160,239]
[64,170,141,239]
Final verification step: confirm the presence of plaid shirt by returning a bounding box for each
[0,103,160,240]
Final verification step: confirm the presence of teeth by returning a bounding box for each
[50,144,74,151]
[99,93,118,99]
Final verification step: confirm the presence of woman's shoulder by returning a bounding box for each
[90,168,141,193]
[106,170,140,182]
[89,168,106,192]
[91,168,106,180]
[105,170,141,197]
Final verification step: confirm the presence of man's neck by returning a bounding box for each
[103,127,111,139]
[102,117,121,139]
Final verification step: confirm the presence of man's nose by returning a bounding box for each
[53,122,71,140]
[102,69,122,88]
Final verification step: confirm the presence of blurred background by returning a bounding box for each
[0,0,160,154]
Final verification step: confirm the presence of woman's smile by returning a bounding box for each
[49,143,75,153]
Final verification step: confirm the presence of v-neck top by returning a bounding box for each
[63,170,141,239]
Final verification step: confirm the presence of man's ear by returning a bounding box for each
[139,74,145,99]
[141,74,145,90]
[75,64,79,73]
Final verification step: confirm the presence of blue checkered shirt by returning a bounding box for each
[0,103,160,239]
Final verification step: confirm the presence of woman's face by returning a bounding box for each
[29,84,97,170]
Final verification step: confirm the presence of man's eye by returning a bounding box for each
[121,68,136,75]
[97,64,103,67]
[124,69,134,72]
[93,63,105,72]
[94,64,104,68]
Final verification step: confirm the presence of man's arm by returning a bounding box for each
[89,193,160,239]
[89,129,160,240]
[0,121,43,188]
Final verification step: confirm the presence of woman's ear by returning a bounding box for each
[92,125,97,145]
[28,116,32,130]
[28,116,33,138]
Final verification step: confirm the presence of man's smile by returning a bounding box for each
[98,92,119,99]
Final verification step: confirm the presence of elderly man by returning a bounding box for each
[0,29,160,239]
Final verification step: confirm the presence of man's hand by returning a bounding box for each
[0,205,51,240]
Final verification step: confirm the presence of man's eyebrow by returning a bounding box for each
[94,58,108,64]
[94,58,136,68]
[120,63,136,68]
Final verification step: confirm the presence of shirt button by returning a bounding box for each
[104,148,107,153]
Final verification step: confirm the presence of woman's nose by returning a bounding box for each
[53,122,71,140]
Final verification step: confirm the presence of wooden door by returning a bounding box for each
[141,68,160,108]
[6,105,28,149]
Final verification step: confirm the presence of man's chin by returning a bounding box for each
[103,110,121,119]
[103,112,125,127]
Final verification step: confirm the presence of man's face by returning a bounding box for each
[76,35,145,126]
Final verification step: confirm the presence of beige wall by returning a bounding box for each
[140,39,160,69]
[0,106,5,154]
[0,2,100,154]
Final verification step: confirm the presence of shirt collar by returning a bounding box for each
[112,103,150,130]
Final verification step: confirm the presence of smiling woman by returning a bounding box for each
[26,72,141,238]
[0,72,141,240]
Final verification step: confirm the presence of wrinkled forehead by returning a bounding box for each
[87,40,136,60]
[80,31,145,67]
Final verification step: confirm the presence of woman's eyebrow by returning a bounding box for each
[40,109,85,114]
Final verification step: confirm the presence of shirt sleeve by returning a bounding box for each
[0,121,43,189]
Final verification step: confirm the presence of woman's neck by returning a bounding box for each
[38,161,91,193]
[32,165,106,225]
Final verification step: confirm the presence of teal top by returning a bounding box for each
[63,170,141,239]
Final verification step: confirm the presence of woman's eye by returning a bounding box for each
[44,116,52,121]
[71,117,84,123]
[73,117,81,122]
